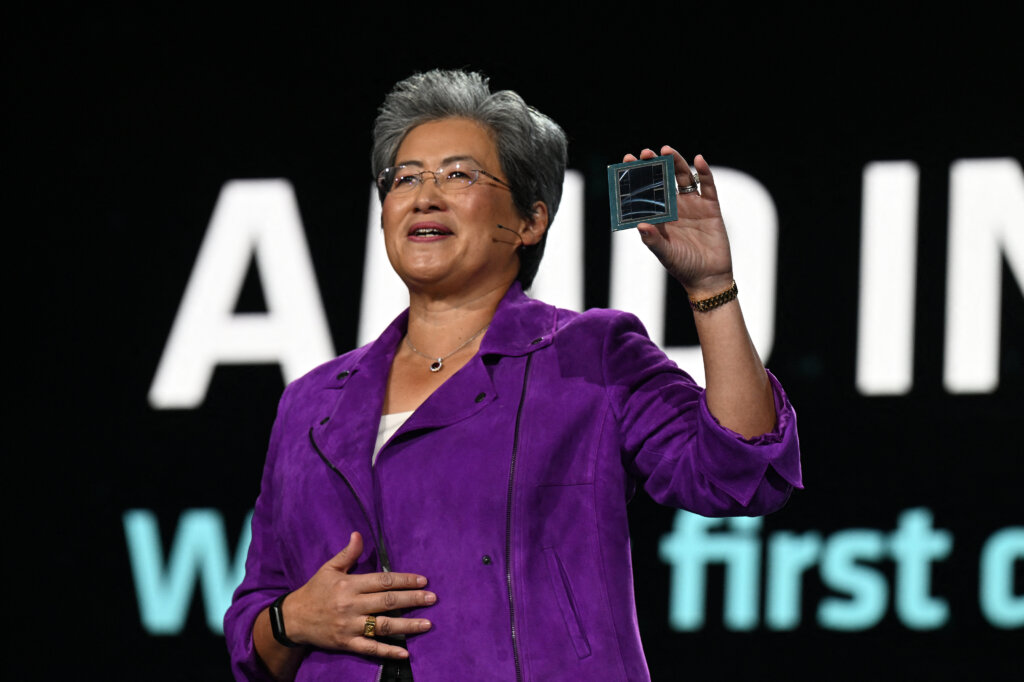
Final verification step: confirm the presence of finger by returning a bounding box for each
[354,636,413,660]
[370,614,433,638]
[354,571,429,593]
[359,587,437,613]
[660,145,695,191]
[692,153,718,202]
[326,532,364,573]
[622,153,638,163]
[638,147,657,160]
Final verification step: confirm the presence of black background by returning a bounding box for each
[8,8,1022,680]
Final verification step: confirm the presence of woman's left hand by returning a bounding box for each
[625,147,776,438]
[623,147,733,297]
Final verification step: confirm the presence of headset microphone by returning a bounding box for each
[495,224,523,248]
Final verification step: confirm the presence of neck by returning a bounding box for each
[403,281,511,358]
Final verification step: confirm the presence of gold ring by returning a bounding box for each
[363,615,376,637]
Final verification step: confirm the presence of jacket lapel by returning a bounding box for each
[309,310,406,514]
[308,283,560,495]
[392,283,558,438]
[479,282,557,357]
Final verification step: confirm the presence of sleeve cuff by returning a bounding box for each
[696,370,803,507]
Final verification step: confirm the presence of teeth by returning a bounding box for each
[414,228,445,236]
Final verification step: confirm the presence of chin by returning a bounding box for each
[396,267,456,292]
[388,251,454,284]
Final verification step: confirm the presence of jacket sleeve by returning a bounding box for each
[604,310,802,516]
[223,383,298,682]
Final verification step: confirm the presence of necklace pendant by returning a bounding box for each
[430,359,443,373]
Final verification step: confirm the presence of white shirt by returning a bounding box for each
[372,410,413,466]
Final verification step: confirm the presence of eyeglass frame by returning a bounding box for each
[376,163,513,197]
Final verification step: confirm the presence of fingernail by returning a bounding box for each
[424,592,437,604]
[416,576,427,586]
[420,620,432,631]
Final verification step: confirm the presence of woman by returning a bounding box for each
[225,69,801,681]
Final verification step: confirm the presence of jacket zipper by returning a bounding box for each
[505,353,532,682]
[370,445,402,681]
[309,428,387,682]
[308,428,379,545]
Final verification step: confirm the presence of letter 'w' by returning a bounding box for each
[124,509,251,634]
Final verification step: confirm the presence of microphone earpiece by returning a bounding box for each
[495,224,524,249]
[495,224,528,250]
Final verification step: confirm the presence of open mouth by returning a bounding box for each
[408,223,452,237]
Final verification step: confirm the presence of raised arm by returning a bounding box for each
[624,147,774,439]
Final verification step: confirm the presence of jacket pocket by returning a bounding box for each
[543,546,592,659]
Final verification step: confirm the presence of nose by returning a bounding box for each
[411,173,447,211]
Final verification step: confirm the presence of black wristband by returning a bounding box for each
[269,592,299,648]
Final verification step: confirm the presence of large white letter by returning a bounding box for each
[358,172,585,346]
[610,168,777,386]
[149,180,335,408]
[527,171,584,312]
[358,185,405,345]
[944,158,1024,393]
[856,162,919,395]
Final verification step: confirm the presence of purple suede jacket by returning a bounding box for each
[225,283,802,681]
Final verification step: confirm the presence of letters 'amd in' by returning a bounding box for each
[149,160,1018,409]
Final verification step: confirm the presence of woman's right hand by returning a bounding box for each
[280,531,435,658]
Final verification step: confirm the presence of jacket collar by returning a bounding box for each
[309,282,556,499]
[479,282,557,356]
[335,281,557,381]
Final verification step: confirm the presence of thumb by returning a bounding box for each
[638,223,667,254]
[637,225,680,276]
[326,531,363,573]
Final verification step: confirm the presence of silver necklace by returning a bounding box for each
[405,323,490,373]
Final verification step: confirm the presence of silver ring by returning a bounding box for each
[677,171,699,195]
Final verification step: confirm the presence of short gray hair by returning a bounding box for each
[372,69,568,290]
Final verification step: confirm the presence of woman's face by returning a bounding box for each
[381,117,545,299]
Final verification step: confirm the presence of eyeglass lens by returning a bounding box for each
[379,163,479,193]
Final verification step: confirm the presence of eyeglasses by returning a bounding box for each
[376,162,512,196]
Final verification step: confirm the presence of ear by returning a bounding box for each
[519,201,549,247]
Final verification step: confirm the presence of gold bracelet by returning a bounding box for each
[688,280,738,312]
